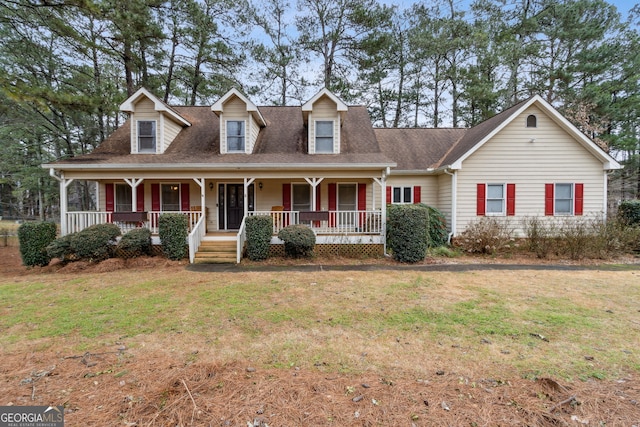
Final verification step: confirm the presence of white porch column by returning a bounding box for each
[244,177,255,219]
[124,178,143,211]
[304,177,324,210]
[193,178,205,217]
[56,174,74,236]
[374,169,387,254]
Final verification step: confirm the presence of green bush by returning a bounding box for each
[118,227,152,257]
[387,204,430,263]
[18,221,57,267]
[456,217,514,254]
[618,200,640,226]
[46,234,75,262]
[246,215,272,261]
[417,204,448,247]
[71,223,121,262]
[159,213,188,260]
[277,224,316,258]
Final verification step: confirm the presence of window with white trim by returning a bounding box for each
[227,120,245,152]
[161,184,180,211]
[292,184,311,212]
[115,184,132,212]
[315,120,334,153]
[554,183,573,215]
[138,120,156,152]
[486,184,505,215]
[392,186,413,204]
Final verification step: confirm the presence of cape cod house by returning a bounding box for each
[43,88,621,263]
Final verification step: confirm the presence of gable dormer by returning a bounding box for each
[211,88,266,154]
[302,89,348,154]
[120,88,191,154]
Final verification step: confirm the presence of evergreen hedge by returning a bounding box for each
[618,200,640,226]
[117,227,152,257]
[387,204,430,263]
[246,215,272,261]
[278,224,316,258]
[71,223,121,261]
[46,234,74,262]
[159,213,188,260]
[18,221,57,267]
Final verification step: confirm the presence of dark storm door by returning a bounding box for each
[226,184,244,230]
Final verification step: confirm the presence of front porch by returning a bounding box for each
[64,208,385,264]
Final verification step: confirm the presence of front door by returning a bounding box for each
[226,184,244,230]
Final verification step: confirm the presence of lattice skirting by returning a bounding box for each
[268,243,383,258]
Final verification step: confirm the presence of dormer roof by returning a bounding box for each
[119,87,191,127]
[301,88,348,123]
[211,88,266,127]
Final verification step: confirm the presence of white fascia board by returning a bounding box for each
[42,162,395,171]
[302,88,348,112]
[388,169,438,176]
[211,88,266,126]
[120,87,191,127]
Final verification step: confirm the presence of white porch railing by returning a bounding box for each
[248,210,382,235]
[188,214,206,263]
[64,211,203,235]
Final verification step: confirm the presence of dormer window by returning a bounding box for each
[227,120,245,152]
[138,120,156,152]
[315,120,334,153]
[526,114,537,128]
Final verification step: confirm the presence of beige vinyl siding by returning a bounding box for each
[162,113,182,152]
[386,176,437,205]
[436,174,453,233]
[309,96,340,154]
[220,97,250,154]
[455,105,605,236]
[248,115,260,153]
[131,98,159,154]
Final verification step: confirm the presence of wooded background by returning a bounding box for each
[1,0,638,220]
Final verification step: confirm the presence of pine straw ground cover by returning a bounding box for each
[1,246,639,426]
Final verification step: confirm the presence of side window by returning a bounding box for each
[138,120,156,152]
[392,186,413,204]
[486,184,505,215]
[554,183,573,215]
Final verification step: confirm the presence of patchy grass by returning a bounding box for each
[1,262,639,383]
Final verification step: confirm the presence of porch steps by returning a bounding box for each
[194,234,237,264]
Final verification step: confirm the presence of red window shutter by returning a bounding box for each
[476,184,486,216]
[316,186,321,210]
[413,186,421,204]
[136,185,144,212]
[180,183,190,211]
[151,183,160,211]
[506,183,516,216]
[386,186,392,204]
[357,183,366,210]
[105,183,114,212]
[545,183,554,216]
[282,183,291,211]
[574,183,584,216]
[328,183,337,227]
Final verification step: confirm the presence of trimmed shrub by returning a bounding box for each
[456,217,514,254]
[246,215,272,261]
[72,223,121,262]
[18,221,57,267]
[46,234,75,262]
[387,204,430,263]
[278,224,316,258]
[618,200,640,226]
[118,227,152,257]
[159,213,188,260]
[418,204,448,247]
